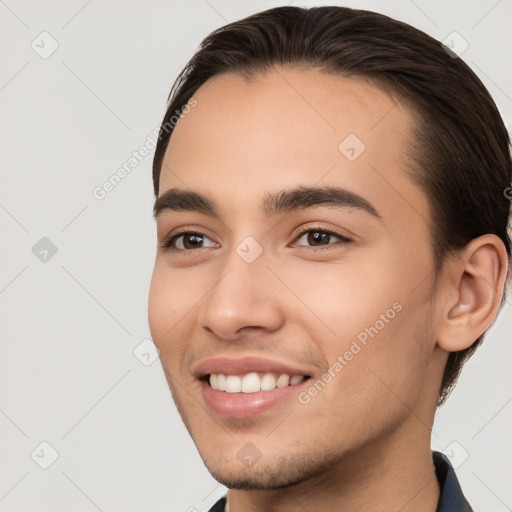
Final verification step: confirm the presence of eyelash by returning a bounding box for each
[159,225,352,252]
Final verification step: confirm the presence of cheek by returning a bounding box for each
[148,262,191,352]
[288,237,433,345]
[282,256,400,340]
[295,309,432,445]
[287,254,432,392]
[148,265,170,344]
[148,265,202,395]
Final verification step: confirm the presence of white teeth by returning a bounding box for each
[225,375,242,393]
[217,373,226,391]
[260,373,276,391]
[208,372,306,392]
[290,375,305,385]
[276,374,290,388]
[241,373,260,393]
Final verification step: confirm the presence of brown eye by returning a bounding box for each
[161,231,217,251]
[178,234,206,249]
[305,231,331,246]
[295,228,351,250]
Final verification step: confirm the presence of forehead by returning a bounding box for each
[160,66,429,229]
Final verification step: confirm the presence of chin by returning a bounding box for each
[201,448,336,491]
[206,467,307,491]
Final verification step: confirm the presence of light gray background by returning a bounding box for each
[1,1,511,511]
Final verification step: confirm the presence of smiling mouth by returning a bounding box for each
[205,372,311,393]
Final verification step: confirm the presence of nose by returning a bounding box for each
[199,247,286,341]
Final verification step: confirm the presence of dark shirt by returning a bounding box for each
[207,451,473,511]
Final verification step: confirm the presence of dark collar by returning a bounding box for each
[434,451,473,511]
[208,451,473,511]
[208,496,226,512]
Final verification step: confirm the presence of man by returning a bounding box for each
[148,6,510,511]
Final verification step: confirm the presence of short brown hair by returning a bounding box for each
[152,6,511,405]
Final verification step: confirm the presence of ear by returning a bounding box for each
[436,234,509,352]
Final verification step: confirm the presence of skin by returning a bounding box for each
[148,66,508,512]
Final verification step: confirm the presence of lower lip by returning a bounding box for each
[200,379,308,418]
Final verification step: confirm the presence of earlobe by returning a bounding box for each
[437,234,509,353]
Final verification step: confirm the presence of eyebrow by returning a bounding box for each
[153,186,382,221]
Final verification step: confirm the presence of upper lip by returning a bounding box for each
[193,356,313,379]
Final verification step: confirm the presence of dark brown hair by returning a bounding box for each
[152,6,511,405]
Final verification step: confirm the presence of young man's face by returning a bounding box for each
[148,67,447,489]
